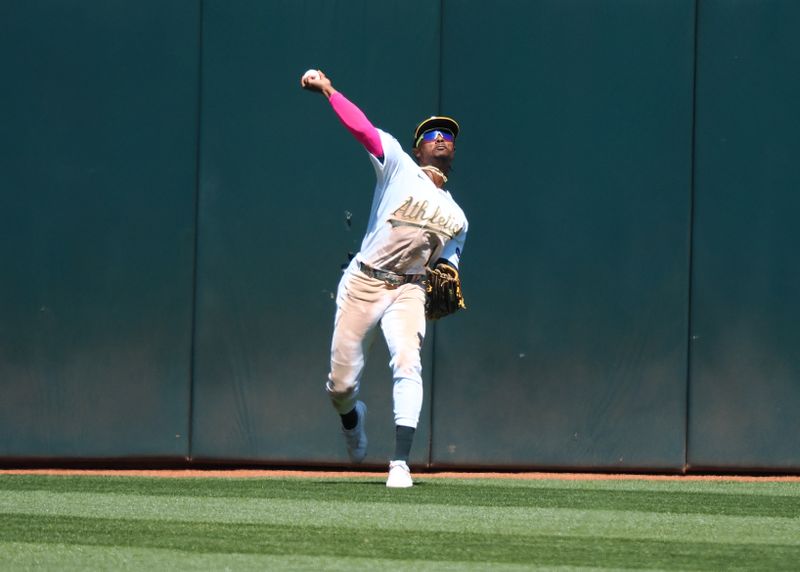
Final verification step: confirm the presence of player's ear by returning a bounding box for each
[412,146,421,161]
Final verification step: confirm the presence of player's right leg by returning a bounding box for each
[326,262,390,462]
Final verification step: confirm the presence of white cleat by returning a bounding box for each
[386,460,413,488]
[343,401,367,463]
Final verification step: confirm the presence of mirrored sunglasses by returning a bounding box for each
[417,129,455,146]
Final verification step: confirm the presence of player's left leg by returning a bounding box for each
[380,283,426,488]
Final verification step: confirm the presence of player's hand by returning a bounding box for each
[301,70,335,97]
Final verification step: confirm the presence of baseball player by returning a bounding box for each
[301,70,468,488]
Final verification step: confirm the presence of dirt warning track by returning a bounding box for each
[2,468,799,482]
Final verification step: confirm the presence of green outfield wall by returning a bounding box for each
[1,0,798,472]
[688,0,800,471]
[0,0,198,458]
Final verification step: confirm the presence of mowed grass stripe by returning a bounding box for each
[2,490,799,546]
[2,514,799,570]
[0,542,557,572]
[1,476,798,518]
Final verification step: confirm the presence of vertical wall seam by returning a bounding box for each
[427,0,445,469]
[187,0,205,463]
[683,0,701,475]
[437,0,444,115]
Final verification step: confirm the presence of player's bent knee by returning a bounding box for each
[326,364,361,398]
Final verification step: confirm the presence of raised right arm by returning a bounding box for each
[301,70,384,160]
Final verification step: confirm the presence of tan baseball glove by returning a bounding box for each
[425,262,466,320]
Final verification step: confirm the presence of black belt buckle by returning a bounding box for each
[382,272,405,287]
[359,261,407,286]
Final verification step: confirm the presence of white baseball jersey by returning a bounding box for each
[356,129,468,276]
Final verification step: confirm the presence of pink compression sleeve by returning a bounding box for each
[329,92,384,158]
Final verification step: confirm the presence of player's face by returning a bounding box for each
[414,130,455,165]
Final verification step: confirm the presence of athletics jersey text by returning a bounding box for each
[390,196,464,239]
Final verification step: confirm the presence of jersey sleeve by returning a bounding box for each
[367,130,404,195]
[440,219,468,269]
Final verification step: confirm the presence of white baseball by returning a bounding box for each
[302,69,320,82]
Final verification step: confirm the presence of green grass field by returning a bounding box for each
[1,474,798,571]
